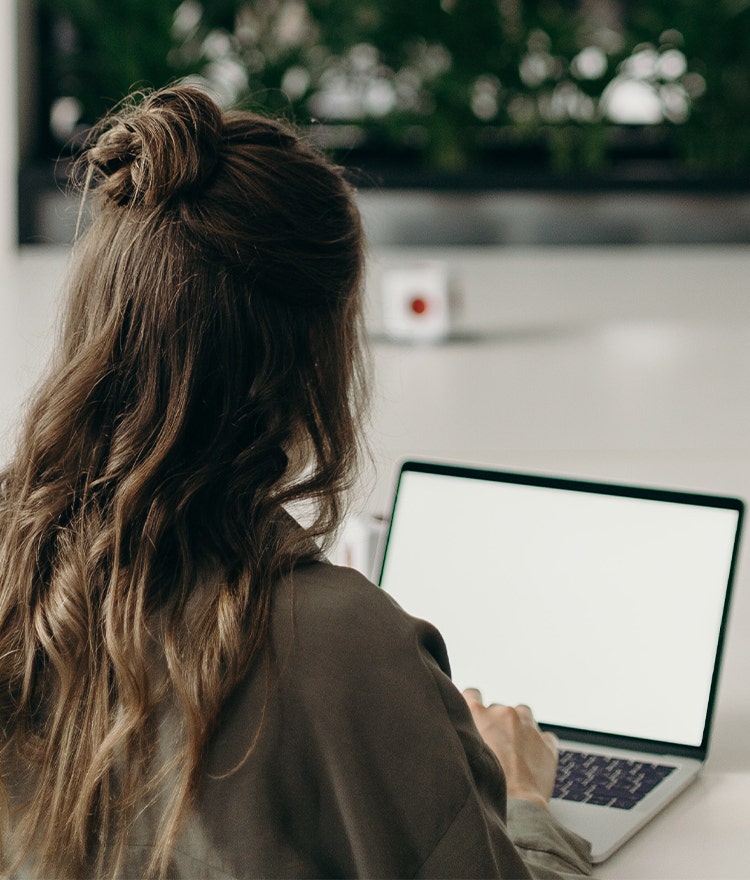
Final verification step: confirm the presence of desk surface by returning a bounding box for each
[4,245,750,878]
[602,772,749,879]
[364,246,750,879]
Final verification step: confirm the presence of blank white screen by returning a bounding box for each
[380,470,738,747]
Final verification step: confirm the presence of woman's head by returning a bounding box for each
[0,84,368,878]
[67,84,367,552]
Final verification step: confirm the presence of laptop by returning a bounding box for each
[377,460,744,862]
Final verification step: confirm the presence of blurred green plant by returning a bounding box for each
[626,0,750,172]
[38,0,750,177]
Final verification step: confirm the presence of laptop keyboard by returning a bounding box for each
[553,749,676,810]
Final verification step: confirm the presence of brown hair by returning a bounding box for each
[0,84,368,878]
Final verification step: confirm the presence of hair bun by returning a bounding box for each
[87,85,223,207]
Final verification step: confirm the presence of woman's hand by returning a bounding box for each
[463,688,559,810]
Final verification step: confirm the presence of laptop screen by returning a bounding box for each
[378,462,743,751]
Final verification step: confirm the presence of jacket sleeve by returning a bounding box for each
[506,800,592,879]
[277,564,593,879]
[413,613,593,879]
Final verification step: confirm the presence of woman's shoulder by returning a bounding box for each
[285,560,404,620]
[275,560,436,665]
[277,562,423,636]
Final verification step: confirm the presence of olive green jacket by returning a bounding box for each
[126,562,592,879]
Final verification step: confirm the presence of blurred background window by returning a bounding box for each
[19,0,750,241]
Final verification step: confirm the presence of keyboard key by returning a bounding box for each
[553,749,676,810]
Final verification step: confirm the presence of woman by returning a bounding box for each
[0,85,590,878]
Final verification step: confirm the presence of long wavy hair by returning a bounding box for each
[0,84,368,878]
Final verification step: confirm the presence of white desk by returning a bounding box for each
[364,245,750,879]
[4,244,750,877]
[602,773,749,879]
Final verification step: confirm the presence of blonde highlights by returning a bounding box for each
[0,85,367,878]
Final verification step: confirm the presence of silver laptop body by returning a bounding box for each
[378,461,743,862]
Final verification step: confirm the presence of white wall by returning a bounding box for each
[0,0,18,254]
